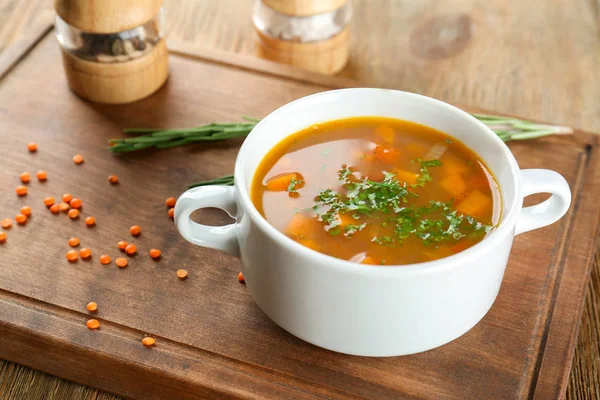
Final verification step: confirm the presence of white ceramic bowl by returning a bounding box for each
[175,89,571,357]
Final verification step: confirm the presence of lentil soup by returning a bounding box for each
[251,117,501,265]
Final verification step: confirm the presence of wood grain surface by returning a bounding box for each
[0,0,598,399]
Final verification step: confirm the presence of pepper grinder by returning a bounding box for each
[253,0,351,75]
[54,0,169,104]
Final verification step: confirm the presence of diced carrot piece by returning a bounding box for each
[456,190,492,217]
[391,169,419,185]
[373,145,399,164]
[266,172,303,192]
[440,174,467,197]
[374,125,395,143]
[361,256,377,265]
[297,239,320,252]
[441,155,469,175]
[285,214,317,239]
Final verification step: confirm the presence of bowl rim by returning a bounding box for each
[234,88,522,275]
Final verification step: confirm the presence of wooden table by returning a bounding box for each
[0,0,598,398]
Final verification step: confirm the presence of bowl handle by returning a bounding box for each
[515,169,572,235]
[174,185,239,257]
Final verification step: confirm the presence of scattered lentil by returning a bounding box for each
[20,206,32,216]
[15,214,27,225]
[68,237,81,247]
[66,250,78,262]
[86,302,98,312]
[149,249,161,259]
[165,197,176,207]
[168,208,174,219]
[237,272,245,283]
[176,269,188,280]
[125,243,137,255]
[86,319,100,330]
[99,255,111,265]
[36,170,47,181]
[115,257,128,268]
[44,197,55,207]
[59,202,70,212]
[117,241,128,250]
[129,225,141,236]
[70,198,82,209]
[1,219,12,229]
[80,247,91,259]
[108,175,118,184]
[85,216,96,226]
[16,186,27,196]
[73,154,84,164]
[19,172,30,183]
[27,142,37,152]
[50,204,60,214]
[142,337,156,347]
[68,209,80,219]
[62,193,73,203]
[0,232,6,243]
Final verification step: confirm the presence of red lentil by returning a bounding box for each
[19,172,30,183]
[86,319,100,330]
[73,154,84,165]
[115,257,128,268]
[15,214,27,225]
[129,225,141,236]
[99,255,111,265]
[16,186,27,196]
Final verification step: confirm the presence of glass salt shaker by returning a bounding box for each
[253,0,352,74]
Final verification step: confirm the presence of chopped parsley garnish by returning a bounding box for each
[313,164,493,246]
[287,178,304,194]
[321,148,332,156]
[445,139,453,144]
[412,159,443,188]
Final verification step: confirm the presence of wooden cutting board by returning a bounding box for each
[1,24,599,400]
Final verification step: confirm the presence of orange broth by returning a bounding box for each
[251,117,501,265]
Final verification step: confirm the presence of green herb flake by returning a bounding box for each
[445,139,453,144]
[321,148,332,156]
[287,178,304,194]
[328,226,342,236]
[412,159,443,188]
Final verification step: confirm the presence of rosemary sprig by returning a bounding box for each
[470,113,573,142]
[108,117,259,153]
[188,175,234,189]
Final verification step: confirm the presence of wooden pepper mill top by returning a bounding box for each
[55,0,164,33]
[55,0,169,104]
[254,0,351,75]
